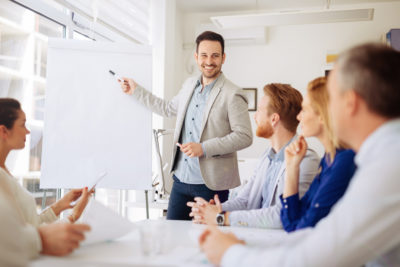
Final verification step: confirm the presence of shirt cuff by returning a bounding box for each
[221,244,248,267]
[40,207,59,224]
[227,211,248,227]
[221,202,228,211]
[280,193,301,221]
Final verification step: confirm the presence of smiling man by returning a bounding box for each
[120,31,252,220]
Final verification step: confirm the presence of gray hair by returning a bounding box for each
[336,43,400,118]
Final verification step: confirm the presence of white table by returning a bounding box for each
[30,220,287,267]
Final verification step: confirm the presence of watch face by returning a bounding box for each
[216,215,223,223]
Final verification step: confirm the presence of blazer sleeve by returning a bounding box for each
[297,149,320,199]
[221,164,259,212]
[132,85,180,118]
[228,200,284,229]
[202,88,253,157]
[222,151,269,212]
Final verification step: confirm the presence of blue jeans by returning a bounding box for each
[166,175,229,220]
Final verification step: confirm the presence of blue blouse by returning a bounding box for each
[280,149,356,232]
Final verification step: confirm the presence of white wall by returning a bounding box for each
[163,0,184,192]
[175,1,400,158]
[149,0,184,192]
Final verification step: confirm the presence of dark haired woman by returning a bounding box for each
[0,98,92,257]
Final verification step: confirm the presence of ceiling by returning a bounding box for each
[176,0,400,13]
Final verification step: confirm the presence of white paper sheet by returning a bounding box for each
[79,199,134,245]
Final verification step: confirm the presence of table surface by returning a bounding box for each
[30,220,287,267]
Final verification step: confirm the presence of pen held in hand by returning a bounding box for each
[109,70,125,82]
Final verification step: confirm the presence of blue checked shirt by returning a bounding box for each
[173,75,220,184]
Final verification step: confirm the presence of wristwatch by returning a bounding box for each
[216,211,226,226]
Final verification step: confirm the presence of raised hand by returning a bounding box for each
[119,77,137,95]
[283,136,308,198]
[285,135,308,169]
[51,187,93,222]
[51,188,87,216]
[69,187,93,223]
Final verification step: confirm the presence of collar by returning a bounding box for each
[196,72,224,91]
[355,118,400,166]
[268,134,297,161]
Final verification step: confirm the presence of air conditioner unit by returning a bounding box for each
[195,23,267,46]
[211,8,374,29]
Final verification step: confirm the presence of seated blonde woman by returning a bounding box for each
[280,77,356,232]
[0,98,91,260]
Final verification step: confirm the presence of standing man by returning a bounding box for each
[199,43,400,266]
[120,31,253,220]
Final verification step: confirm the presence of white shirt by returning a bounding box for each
[0,168,58,259]
[221,119,400,267]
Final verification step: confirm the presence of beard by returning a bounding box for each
[256,121,274,139]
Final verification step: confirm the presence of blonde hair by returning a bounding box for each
[307,77,342,162]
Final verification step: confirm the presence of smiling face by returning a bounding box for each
[6,110,30,150]
[297,94,323,138]
[195,40,225,83]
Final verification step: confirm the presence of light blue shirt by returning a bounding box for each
[174,75,220,184]
[260,143,288,207]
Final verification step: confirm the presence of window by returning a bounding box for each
[0,0,65,210]
[73,30,93,40]
[1,0,153,219]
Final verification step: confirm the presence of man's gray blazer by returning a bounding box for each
[132,73,253,190]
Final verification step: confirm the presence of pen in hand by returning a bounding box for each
[109,70,125,82]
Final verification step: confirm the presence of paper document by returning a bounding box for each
[79,199,134,245]
[89,171,107,191]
